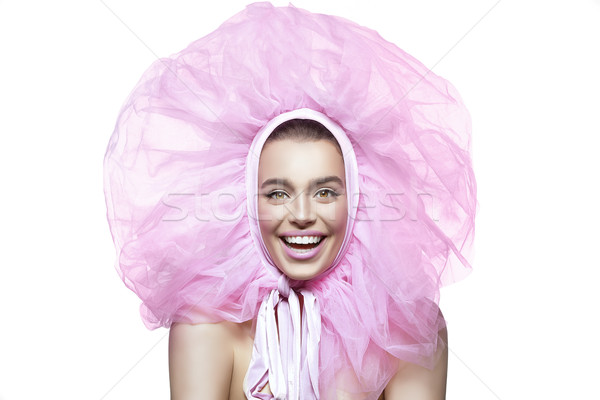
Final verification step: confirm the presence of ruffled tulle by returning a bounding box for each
[103,2,476,398]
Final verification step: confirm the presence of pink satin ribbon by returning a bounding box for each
[244,276,321,399]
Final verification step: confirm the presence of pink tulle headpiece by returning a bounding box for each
[103,2,476,398]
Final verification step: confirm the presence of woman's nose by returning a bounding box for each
[288,193,316,226]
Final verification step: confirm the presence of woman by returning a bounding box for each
[104,3,476,399]
[168,114,450,399]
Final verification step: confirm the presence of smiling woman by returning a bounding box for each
[257,120,348,281]
[104,3,476,400]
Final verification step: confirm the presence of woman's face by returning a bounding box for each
[257,139,348,281]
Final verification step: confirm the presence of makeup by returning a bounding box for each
[257,139,347,281]
[280,235,328,260]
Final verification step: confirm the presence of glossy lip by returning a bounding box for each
[279,231,328,260]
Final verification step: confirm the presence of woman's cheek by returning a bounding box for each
[330,198,348,227]
[258,202,283,227]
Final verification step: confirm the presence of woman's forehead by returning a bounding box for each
[258,139,346,187]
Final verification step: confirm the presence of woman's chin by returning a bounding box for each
[276,260,329,281]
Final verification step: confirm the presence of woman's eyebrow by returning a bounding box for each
[260,178,293,189]
[312,175,344,188]
[260,175,344,190]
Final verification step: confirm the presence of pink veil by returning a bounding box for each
[103,3,477,398]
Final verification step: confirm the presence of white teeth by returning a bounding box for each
[283,236,323,244]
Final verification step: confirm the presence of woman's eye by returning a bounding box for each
[316,189,338,198]
[268,191,288,200]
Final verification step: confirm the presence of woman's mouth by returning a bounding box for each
[282,235,323,252]
[279,235,327,259]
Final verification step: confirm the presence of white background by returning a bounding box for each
[1,0,599,399]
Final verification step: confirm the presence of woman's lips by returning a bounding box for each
[279,236,328,260]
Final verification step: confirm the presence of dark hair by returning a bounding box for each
[265,119,342,155]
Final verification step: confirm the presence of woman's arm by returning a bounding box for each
[168,321,234,400]
[383,325,448,400]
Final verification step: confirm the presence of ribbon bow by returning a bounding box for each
[244,276,321,399]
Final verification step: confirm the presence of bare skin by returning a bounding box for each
[169,318,448,399]
[169,319,255,400]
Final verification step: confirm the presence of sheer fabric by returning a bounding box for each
[103,3,476,398]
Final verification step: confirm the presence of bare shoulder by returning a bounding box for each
[168,321,238,400]
[383,325,448,400]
